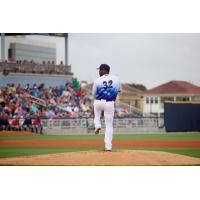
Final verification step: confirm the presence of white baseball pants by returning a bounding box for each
[94,99,115,150]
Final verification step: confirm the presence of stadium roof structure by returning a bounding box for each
[3,33,68,37]
[143,80,200,95]
[1,33,68,65]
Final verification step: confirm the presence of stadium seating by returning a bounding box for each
[0,75,134,132]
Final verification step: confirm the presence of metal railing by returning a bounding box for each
[41,117,164,130]
[116,101,143,116]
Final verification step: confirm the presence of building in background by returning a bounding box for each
[142,80,200,117]
[117,84,143,110]
[0,34,73,87]
[7,37,56,63]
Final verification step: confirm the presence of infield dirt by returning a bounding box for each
[0,150,200,166]
[0,131,37,136]
[1,131,200,165]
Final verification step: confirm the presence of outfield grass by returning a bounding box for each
[0,146,200,158]
[0,146,101,158]
[0,132,200,140]
[120,147,200,158]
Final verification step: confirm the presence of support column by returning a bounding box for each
[1,33,5,61]
[64,33,68,66]
[174,96,176,102]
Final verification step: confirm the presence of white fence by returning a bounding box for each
[41,117,165,134]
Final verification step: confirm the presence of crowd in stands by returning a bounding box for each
[0,76,136,132]
[0,78,93,132]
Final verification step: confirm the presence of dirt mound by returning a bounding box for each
[0,131,37,136]
[0,150,200,166]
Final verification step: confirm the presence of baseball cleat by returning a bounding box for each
[95,127,101,134]
[104,148,112,151]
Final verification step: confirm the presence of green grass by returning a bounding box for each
[0,132,200,141]
[117,147,200,158]
[0,146,102,158]
[0,146,200,159]
[114,132,200,141]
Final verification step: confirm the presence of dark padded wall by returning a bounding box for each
[164,103,200,132]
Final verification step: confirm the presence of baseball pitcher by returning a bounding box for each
[92,64,121,151]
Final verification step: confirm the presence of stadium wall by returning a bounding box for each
[41,118,165,135]
[164,102,200,132]
[44,127,165,135]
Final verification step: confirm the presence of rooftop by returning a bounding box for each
[143,80,200,95]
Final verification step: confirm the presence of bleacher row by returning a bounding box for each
[0,60,72,75]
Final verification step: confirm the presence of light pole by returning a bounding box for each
[1,33,5,61]
[64,33,68,66]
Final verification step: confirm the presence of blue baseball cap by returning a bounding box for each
[97,64,110,71]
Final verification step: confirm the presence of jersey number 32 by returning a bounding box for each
[103,80,113,88]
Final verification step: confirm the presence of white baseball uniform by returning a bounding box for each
[92,74,121,150]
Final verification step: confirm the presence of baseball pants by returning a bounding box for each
[94,99,114,150]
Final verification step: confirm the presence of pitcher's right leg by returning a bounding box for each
[104,101,114,150]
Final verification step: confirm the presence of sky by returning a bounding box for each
[1,33,200,89]
[68,33,200,89]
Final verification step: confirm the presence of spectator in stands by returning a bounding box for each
[32,114,43,134]
[25,83,30,91]
[10,84,16,93]
[62,89,71,103]
[49,97,57,106]
[31,84,40,96]
[10,116,20,131]
[66,103,72,113]
[0,113,4,131]
[46,108,56,119]
[14,103,23,117]
[0,113,10,131]
[72,78,80,90]
[70,109,78,118]
[3,104,11,115]
[22,114,32,131]
[30,102,38,113]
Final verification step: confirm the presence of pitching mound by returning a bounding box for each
[0,131,37,136]
[0,150,200,166]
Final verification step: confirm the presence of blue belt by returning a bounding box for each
[96,99,113,102]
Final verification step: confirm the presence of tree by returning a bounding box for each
[126,83,147,91]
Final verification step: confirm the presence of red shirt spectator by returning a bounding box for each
[32,116,41,126]
[76,89,83,97]
[70,110,78,118]
[11,117,20,126]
